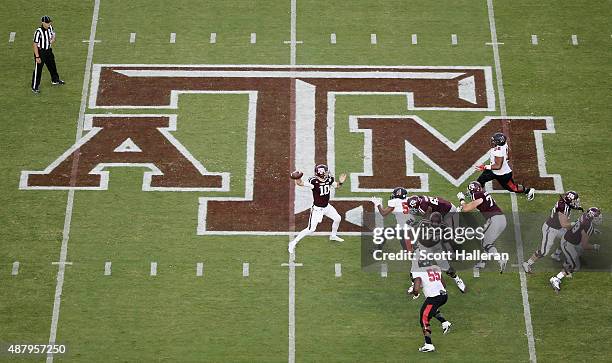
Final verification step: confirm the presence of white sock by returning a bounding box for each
[556,271,565,280]
[331,219,340,236]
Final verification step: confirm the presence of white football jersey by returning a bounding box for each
[490,144,512,175]
[387,197,414,226]
[412,265,446,298]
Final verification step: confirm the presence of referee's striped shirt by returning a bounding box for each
[33,25,55,50]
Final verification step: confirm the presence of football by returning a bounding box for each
[290,170,303,179]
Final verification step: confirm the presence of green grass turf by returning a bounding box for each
[1,0,611,362]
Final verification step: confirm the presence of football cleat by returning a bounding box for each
[473,261,486,269]
[454,277,466,293]
[418,343,435,353]
[32,88,40,94]
[549,276,561,292]
[550,251,562,262]
[329,235,344,242]
[527,188,536,201]
[51,80,65,85]
[522,262,533,274]
[442,321,452,335]
[499,258,508,274]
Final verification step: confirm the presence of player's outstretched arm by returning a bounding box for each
[371,197,394,216]
[333,173,347,188]
[459,198,483,212]
[411,277,422,297]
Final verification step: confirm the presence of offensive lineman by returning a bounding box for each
[407,195,460,230]
[410,259,452,353]
[522,191,583,273]
[457,181,508,273]
[288,164,347,254]
[549,207,602,292]
[476,132,535,201]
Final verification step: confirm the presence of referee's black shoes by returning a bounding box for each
[32,88,40,94]
[52,80,65,85]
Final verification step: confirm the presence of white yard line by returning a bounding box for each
[487,1,537,362]
[531,34,538,45]
[130,32,136,43]
[210,32,217,44]
[370,33,377,45]
[335,263,342,277]
[250,33,257,44]
[12,261,20,275]
[411,34,418,45]
[288,3,298,362]
[46,0,100,362]
[330,33,337,44]
[571,34,578,46]
[9,32,16,43]
[451,33,458,45]
[196,262,204,276]
[104,261,112,276]
[150,262,157,276]
[170,32,176,43]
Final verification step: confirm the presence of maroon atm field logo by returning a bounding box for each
[20,65,562,234]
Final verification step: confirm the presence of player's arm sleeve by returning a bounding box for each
[301,180,314,189]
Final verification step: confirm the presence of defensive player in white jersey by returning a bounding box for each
[288,164,347,254]
[410,259,452,353]
[475,132,536,201]
[372,187,416,251]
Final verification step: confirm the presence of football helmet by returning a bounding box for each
[491,132,507,147]
[585,207,602,225]
[391,187,408,200]
[314,164,328,179]
[429,211,443,227]
[407,195,422,213]
[467,181,483,194]
[562,191,581,209]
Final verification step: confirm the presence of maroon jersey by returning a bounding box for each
[546,198,571,229]
[307,176,335,207]
[563,215,594,245]
[470,191,503,218]
[418,196,453,215]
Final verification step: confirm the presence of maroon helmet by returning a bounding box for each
[562,191,580,209]
[407,195,422,214]
[314,164,329,179]
[429,211,443,227]
[585,207,602,225]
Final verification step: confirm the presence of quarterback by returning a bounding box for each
[288,164,347,254]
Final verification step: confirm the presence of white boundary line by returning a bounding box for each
[46,1,100,362]
[487,1,537,362]
[288,3,298,363]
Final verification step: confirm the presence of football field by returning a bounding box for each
[1,0,611,362]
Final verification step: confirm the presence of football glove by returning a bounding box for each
[475,164,487,171]
[456,192,466,201]
[370,197,380,208]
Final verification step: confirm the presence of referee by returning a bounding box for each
[31,15,65,94]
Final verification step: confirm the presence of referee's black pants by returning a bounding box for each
[31,48,60,90]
